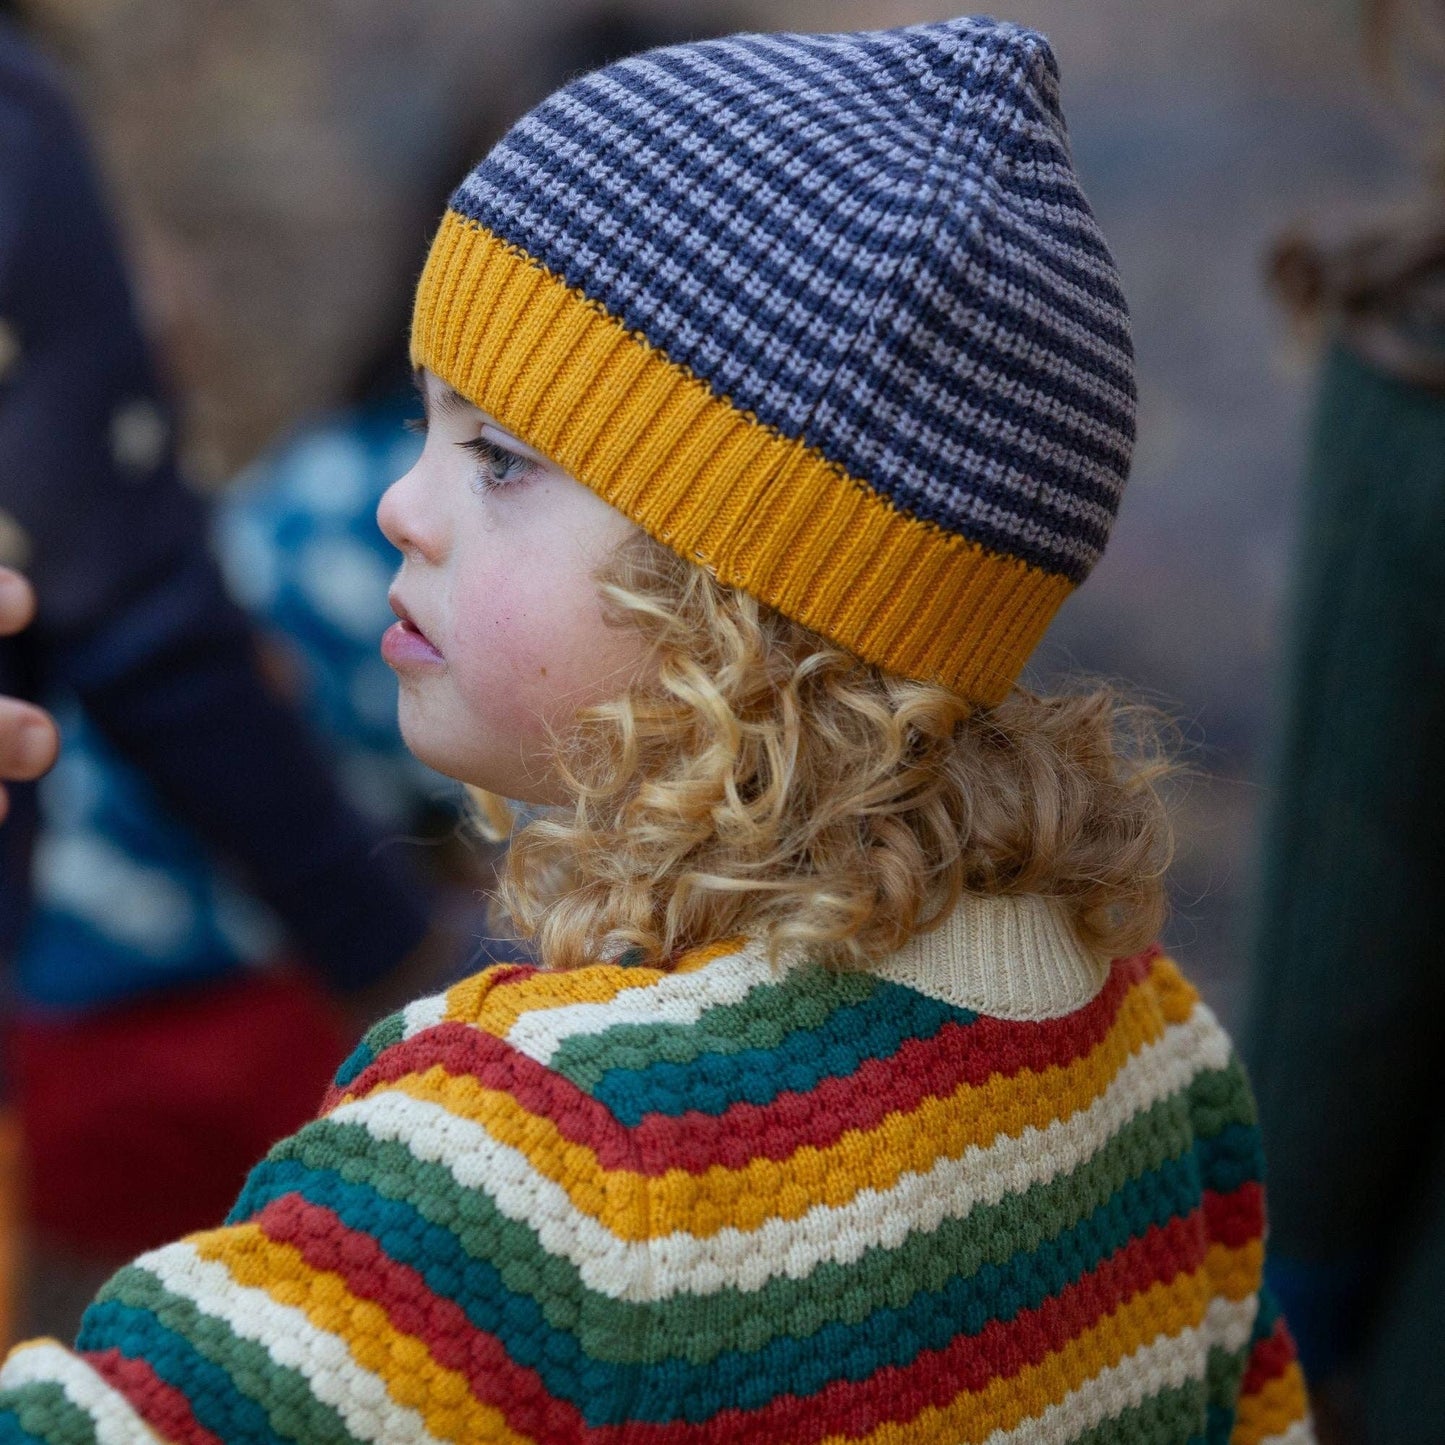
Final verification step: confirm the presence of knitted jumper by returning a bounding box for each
[0,895,1311,1443]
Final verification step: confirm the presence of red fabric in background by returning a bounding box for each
[7,968,351,1256]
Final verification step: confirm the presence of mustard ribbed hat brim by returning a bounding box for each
[411,214,1071,706]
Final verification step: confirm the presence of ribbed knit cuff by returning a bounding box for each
[412,212,1072,706]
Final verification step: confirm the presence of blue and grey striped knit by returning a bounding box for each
[412,15,1138,704]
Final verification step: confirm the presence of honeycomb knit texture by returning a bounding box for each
[0,896,1312,1443]
[409,16,1137,706]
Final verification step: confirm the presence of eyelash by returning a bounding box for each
[461,437,534,493]
[402,417,534,493]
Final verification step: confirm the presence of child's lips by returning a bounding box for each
[383,596,444,668]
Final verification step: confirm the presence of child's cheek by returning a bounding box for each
[447,556,582,737]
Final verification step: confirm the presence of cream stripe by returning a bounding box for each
[909,1319,1213,1445]
[401,992,449,1041]
[1024,1325,1209,1444]
[330,1001,1230,1303]
[135,1242,447,1445]
[0,1341,163,1444]
[1203,1293,1259,1355]
[832,1323,1213,1445]
[1257,1422,1316,1445]
[504,941,770,1062]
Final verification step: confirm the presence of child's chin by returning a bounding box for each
[395,708,464,782]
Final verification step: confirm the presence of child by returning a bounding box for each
[0,16,1313,1444]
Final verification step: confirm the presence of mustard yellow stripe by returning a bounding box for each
[1150,955,1201,1026]
[191,1226,530,1445]
[360,964,1179,1239]
[411,213,1072,705]
[1207,1239,1265,1303]
[439,939,744,1038]
[442,962,658,1036]
[668,938,748,973]
[821,1264,1214,1445]
[1231,1361,1310,1445]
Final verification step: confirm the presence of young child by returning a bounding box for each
[0,16,1314,1444]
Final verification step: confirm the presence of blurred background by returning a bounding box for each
[2,0,1439,1438]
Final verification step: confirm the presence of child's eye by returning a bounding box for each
[460,437,534,492]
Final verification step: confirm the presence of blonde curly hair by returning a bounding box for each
[485,530,1176,972]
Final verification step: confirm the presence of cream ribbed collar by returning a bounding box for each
[869,893,1111,1021]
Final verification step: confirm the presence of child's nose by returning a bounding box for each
[377,469,443,563]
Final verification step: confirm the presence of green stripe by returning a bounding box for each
[549,963,878,1089]
[367,1010,408,1054]
[265,1070,1217,1364]
[1190,1055,1258,1137]
[96,1265,366,1445]
[0,1379,99,1445]
[1072,1379,1208,1445]
[1206,1338,1251,1417]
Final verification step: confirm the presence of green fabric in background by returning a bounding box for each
[1246,339,1445,1440]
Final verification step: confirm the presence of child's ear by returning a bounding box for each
[466,787,515,842]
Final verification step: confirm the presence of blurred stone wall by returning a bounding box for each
[25,0,609,477]
[20,0,1417,1020]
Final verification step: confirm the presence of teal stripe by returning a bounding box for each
[1198,1123,1265,1195]
[333,1009,407,1089]
[90,1264,364,1445]
[588,978,965,1122]
[1206,1400,1237,1445]
[79,1300,285,1445]
[1252,1282,1283,1342]
[549,963,882,1091]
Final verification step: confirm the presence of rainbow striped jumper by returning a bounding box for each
[0,895,1312,1442]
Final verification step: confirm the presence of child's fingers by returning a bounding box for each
[0,698,59,788]
[0,570,52,822]
[0,569,36,638]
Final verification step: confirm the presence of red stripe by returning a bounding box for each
[81,1348,225,1445]
[1240,1316,1299,1397]
[254,1180,1205,1444]
[488,964,542,985]
[321,964,543,1113]
[253,1192,582,1441]
[335,951,1159,1176]
[1203,1182,1265,1249]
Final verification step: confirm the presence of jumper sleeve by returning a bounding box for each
[1188,1044,1313,1445]
[0,963,606,1443]
[1229,1285,1313,1445]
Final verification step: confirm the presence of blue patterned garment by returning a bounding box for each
[16,395,453,1010]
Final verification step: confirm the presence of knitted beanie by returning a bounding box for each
[411,16,1135,706]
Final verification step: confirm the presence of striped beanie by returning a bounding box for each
[411,16,1135,706]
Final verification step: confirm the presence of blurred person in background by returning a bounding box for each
[1245,2,1445,1440]
[0,2,458,1336]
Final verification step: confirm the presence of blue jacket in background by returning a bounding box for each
[0,19,429,994]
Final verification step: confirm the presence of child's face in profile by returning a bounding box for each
[378,369,642,803]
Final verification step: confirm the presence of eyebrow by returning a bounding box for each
[411,367,474,422]
[411,367,546,460]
